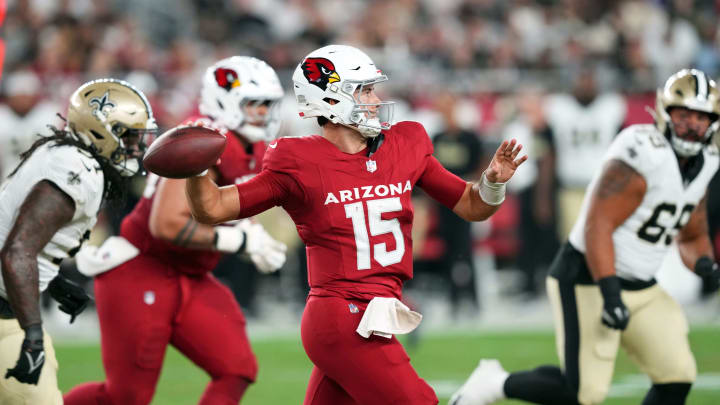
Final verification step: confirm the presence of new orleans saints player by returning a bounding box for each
[451,69,720,405]
[0,79,156,403]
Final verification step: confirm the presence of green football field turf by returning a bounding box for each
[56,326,720,404]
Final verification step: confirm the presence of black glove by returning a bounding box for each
[599,276,630,330]
[695,256,720,294]
[48,275,90,323]
[5,323,45,385]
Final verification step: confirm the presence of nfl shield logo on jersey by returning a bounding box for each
[348,303,359,313]
[144,291,155,305]
[366,160,377,173]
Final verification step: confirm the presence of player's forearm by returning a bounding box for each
[185,175,229,224]
[676,196,713,270]
[451,179,503,222]
[584,221,617,281]
[466,181,501,221]
[0,249,42,328]
[154,217,217,250]
[677,236,714,271]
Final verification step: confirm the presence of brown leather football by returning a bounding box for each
[143,125,226,178]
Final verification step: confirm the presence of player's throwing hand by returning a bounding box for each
[485,138,527,183]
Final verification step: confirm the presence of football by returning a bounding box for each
[142,125,227,178]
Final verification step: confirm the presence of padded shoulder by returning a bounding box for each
[389,121,434,155]
[605,124,668,179]
[261,136,305,174]
[40,145,104,218]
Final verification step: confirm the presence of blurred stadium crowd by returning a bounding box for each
[2,0,720,320]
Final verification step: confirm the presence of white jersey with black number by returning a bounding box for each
[569,124,720,281]
[545,93,626,188]
[0,143,104,298]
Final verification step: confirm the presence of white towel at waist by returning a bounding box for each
[356,297,422,339]
[75,236,140,277]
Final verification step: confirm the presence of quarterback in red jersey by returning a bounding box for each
[64,57,287,405]
[186,45,527,405]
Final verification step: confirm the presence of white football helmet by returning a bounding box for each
[292,45,394,138]
[199,56,284,143]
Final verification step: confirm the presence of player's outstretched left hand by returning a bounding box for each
[485,139,527,183]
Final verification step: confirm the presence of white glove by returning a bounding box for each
[238,220,287,274]
[214,221,247,253]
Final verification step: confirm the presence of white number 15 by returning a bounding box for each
[344,197,405,270]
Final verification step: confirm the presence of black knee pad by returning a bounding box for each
[535,365,565,379]
[642,383,692,405]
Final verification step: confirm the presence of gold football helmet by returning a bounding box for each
[67,78,157,176]
[655,69,720,157]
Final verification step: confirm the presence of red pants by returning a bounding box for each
[64,254,256,405]
[301,296,437,405]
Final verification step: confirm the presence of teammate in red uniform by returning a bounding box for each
[186,45,527,405]
[63,57,287,405]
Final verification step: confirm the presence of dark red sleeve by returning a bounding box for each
[417,156,467,209]
[235,169,302,218]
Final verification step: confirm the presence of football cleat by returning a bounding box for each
[449,359,509,405]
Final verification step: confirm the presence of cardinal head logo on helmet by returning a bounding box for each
[301,58,340,91]
[214,68,241,91]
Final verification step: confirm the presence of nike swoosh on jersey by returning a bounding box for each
[269,142,278,149]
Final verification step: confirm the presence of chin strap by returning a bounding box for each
[367,134,385,157]
[237,123,270,143]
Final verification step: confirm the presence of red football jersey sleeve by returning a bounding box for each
[417,156,467,208]
[121,116,264,275]
[247,121,465,301]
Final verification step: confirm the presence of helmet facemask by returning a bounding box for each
[237,98,283,142]
[661,107,719,158]
[340,78,394,138]
[108,122,157,176]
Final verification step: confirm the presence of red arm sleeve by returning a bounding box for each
[417,156,467,209]
[235,169,302,218]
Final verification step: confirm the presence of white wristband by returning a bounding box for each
[478,172,506,206]
[214,226,245,253]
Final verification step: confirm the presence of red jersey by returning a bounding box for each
[121,116,266,275]
[235,121,467,300]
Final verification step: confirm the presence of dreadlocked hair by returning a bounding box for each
[9,114,129,205]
